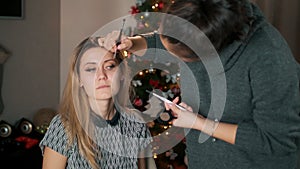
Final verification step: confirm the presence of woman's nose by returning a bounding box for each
[96,69,107,80]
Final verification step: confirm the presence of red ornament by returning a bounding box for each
[158,1,164,9]
[149,79,160,88]
[133,97,143,107]
[130,6,140,14]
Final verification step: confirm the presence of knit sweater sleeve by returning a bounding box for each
[235,42,300,155]
[140,32,164,50]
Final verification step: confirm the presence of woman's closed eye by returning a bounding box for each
[84,67,97,72]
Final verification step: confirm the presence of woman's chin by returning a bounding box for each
[95,94,112,100]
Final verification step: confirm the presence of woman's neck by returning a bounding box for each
[89,99,116,120]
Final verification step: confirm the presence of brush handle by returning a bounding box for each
[146,90,187,111]
[116,19,126,45]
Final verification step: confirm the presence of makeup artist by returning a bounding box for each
[101,0,300,168]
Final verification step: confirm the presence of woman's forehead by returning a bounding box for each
[81,47,113,63]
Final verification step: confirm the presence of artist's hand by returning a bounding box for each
[98,31,132,52]
[165,97,200,129]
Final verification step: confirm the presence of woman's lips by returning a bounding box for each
[96,85,110,89]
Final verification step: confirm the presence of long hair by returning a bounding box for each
[161,0,252,54]
[58,36,131,169]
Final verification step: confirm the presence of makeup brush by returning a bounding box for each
[114,19,126,59]
[146,90,186,111]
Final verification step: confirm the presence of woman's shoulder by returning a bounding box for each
[241,21,296,69]
[246,20,291,57]
[39,114,70,157]
[48,114,64,128]
[42,114,69,141]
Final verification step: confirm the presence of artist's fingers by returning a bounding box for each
[105,31,119,51]
[168,102,181,114]
[164,97,179,111]
[172,97,180,104]
[98,31,120,52]
[179,102,193,112]
[117,38,132,50]
[170,103,181,119]
[98,37,105,47]
[165,102,171,111]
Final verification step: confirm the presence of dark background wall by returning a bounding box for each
[0,0,134,125]
[0,0,60,124]
[253,0,300,63]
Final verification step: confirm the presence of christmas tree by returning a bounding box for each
[130,65,188,169]
[130,0,175,34]
[129,1,188,168]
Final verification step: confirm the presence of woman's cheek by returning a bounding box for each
[81,76,97,96]
[111,74,121,96]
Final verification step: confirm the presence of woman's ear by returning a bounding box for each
[79,80,84,87]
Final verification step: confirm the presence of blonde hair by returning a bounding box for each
[58,36,132,169]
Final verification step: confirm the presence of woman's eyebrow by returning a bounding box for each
[103,59,115,63]
[84,62,97,65]
[83,58,115,66]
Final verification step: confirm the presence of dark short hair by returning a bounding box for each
[161,0,252,53]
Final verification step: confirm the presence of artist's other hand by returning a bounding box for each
[98,31,132,52]
[165,97,199,129]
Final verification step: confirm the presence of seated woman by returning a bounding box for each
[39,36,154,169]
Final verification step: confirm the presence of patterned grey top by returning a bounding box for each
[39,111,152,169]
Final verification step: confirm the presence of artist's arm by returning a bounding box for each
[119,36,147,56]
[192,114,238,144]
[98,31,147,56]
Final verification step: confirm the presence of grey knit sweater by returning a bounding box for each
[143,2,300,169]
